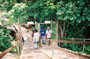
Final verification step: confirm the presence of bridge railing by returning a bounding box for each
[0,38,23,59]
[57,38,90,53]
[42,38,90,58]
[53,38,90,44]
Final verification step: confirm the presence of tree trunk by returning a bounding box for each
[58,20,65,47]
[58,20,65,38]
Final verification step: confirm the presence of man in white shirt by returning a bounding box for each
[33,29,40,48]
[46,27,52,45]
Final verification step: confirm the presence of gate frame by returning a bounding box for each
[34,21,58,47]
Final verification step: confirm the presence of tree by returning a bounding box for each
[7,3,29,24]
[56,0,90,38]
[27,0,56,22]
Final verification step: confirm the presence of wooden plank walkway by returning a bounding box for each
[20,40,49,59]
[20,39,90,59]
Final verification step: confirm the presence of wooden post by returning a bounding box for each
[51,21,52,28]
[17,17,22,58]
[50,21,52,46]
[35,21,42,48]
[82,39,85,53]
[56,21,58,42]
[16,42,20,59]
[51,21,54,59]
[18,17,22,44]
[39,23,42,48]
[18,17,20,40]
[54,21,58,46]
[57,20,60,47]
[52,42,54,59]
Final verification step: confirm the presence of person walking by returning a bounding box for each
[33,29,40,48]
[46,27,52,45]
[27,31,30,40]
[40,28,46,44]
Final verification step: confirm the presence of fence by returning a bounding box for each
[0,32,23,59]
[42,38,90,59]
[57,38,90,53]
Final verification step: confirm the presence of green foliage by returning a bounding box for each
[28,0,56,22]
[0,0,17,12]
[62,43,90,54]
[0,20,14,52]
[56,0,90,38]
[7,3,29,24]
[84,45,90,54]
[56,0,90,23]
[0,27,12,51]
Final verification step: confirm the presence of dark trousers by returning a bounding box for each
[47,38,51,45]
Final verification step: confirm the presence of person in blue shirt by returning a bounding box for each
[40,28,46,44]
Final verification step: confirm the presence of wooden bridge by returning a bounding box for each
[20,39,89,59]
[0,26,90,59]
[0,38,90,59]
